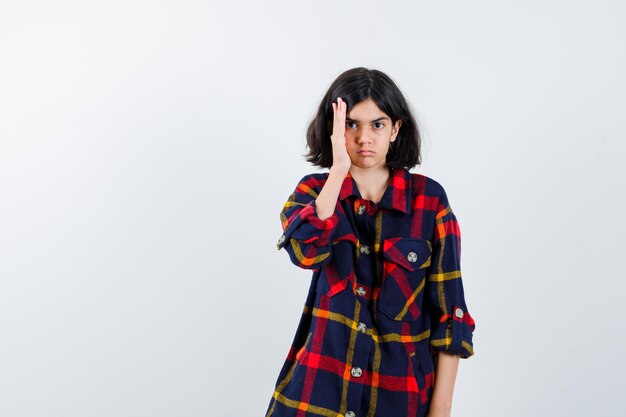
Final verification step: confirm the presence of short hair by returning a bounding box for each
[304,67,422,169]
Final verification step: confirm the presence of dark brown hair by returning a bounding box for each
[304,67,422,169]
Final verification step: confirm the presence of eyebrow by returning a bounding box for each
[345,116,390,123]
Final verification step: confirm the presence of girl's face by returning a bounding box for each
[344,98,402,170]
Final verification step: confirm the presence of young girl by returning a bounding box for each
[266,67,476,417]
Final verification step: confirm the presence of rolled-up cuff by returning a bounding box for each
[276,200,339,250]
[429,305,475,358]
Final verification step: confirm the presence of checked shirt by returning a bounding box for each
[265,166,476,417]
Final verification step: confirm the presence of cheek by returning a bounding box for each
[343,134,357,149]
[345,143,358,154]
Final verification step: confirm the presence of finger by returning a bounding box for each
[332,102,338,136]
[338,99,346,128]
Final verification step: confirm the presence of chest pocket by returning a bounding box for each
[379,237,432,321]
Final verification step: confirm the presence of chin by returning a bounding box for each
[356,160,380,169]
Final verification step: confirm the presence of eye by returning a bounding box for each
[374,122,385,129]
[346,121,357,129]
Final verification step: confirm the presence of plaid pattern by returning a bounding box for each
[266,167,476,417]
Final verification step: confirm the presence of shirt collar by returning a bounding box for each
[338,166,411,213]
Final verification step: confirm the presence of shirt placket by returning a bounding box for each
[346,197,378,416]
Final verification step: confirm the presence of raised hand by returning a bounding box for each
[330,97,352,172]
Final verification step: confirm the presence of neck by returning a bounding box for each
[349,165,392,202]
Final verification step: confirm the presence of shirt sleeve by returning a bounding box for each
[425,185,476,358]
[275,174,339,270]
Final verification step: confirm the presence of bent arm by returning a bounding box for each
[314,165,349,220]
[275,167,349,269]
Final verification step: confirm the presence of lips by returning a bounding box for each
[358,150,374,155]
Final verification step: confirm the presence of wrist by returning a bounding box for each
[428,401,452,413]
[329,164,350,176]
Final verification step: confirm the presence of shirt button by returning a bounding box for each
[407,251,417,262]
[351,367,362,377]
[357,205,366,215]
[345,412,356,417]
[455,307,464,318]
[357,322,367,333]
[359,245,370,254]
[356,286,366,296]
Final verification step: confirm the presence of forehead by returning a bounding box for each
[346,98,389,120]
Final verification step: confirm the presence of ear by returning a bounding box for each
[391,119,403,139]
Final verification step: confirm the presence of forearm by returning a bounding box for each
[315,166,349,220]
[429,351,460,413]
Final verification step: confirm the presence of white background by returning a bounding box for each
[1,1,625,416]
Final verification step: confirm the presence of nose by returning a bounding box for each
[356,127,372,144]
